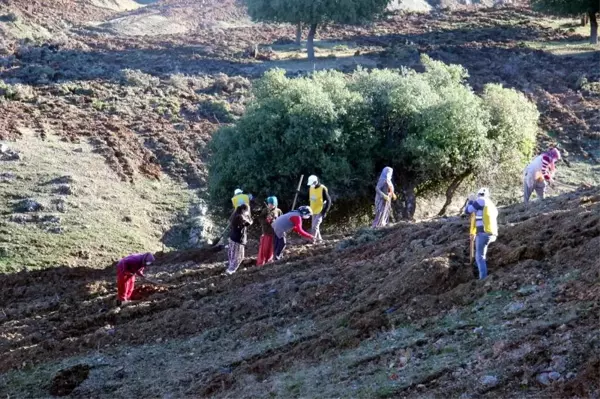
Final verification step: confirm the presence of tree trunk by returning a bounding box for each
[295,23,302,45]
[401,182,416,220]
[581,13,589,27]
[590,11,598,45]
[306,23,318,61]
[437,171,472,216]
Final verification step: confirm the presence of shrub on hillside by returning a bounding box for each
[208,57,539,219]
[120,69,160,88]
[479,83,538,187]
[16,64,56,84]
[0,81,35,101]
[197,99,235,123]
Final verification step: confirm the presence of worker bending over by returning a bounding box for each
[116,252,155,306]
[272,206,314,260]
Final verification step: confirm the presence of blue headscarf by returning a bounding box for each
[267,196,278,208]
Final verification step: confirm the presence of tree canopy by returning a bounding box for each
[208,57,539,220]
[531,0,599,44]
[244,0,389,59]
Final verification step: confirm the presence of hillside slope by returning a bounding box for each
[0,186,598,397]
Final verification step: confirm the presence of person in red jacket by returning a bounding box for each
[256,196,282,266]
[271,206,314,260]
[116,252,155,305]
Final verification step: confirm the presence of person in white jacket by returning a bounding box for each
[523,148,561,203]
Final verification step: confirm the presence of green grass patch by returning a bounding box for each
[0,133,192,272]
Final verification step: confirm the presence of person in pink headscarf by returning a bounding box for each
[523,148,561,203]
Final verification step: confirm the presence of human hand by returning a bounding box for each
[391,193,397,201]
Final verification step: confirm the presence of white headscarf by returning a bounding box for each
[377,167,394,191]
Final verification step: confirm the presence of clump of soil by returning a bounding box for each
[48,364,90,396]
[130,284,168,300]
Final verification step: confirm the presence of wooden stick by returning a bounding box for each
[291,175,304,210]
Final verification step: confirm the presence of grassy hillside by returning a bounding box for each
[0,132,191,272]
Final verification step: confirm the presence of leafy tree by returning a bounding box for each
[244,0,389,59]
[531,0,599,44]
[208,69,375,214]
[208,57,539,221]
[351,56,538,218]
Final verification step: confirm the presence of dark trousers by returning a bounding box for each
[274,234,287,260]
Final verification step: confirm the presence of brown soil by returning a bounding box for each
[1,4,598,187]
[0,187,598,397]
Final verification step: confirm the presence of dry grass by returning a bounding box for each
[0,131,192,272]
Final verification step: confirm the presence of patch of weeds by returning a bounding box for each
[91,99,108,111]
[337,227,385,250]
[439,346,457,354]
[120,69,160,88]
[374,383,399,398]
[167,73,208,92]
[337,316,350,328]
[151,97,181,121]
[556,269,581,283]
[486,290,513,299]
[57,83,94,96]
[285,380,303,395]
[0,81,35,101]
[332,44,350,51]
[582,80,600,94]
[383,43,419,62]
[197,99,234,123]
[205,73,251,95]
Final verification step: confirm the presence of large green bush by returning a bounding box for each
[208,56,539,219]
[208,69,374,214]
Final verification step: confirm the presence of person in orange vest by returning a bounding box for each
[307,175,332,243]
[231,188,253,209]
